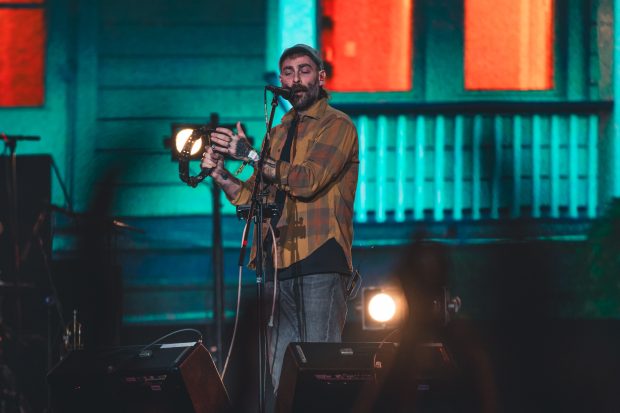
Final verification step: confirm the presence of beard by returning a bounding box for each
[288,79,321,111]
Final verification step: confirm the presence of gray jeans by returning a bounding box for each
[266,273,348,391]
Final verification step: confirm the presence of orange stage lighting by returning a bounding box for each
[465,0,554,90]
[321,0,413,92]
[0,7,46,107]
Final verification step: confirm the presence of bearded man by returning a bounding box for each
[202,44,359,391]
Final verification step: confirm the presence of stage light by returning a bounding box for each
[162,123,216,187]
[368,293,396,323]
[362,286,406,330]
[175,127,204,157]
[163,116,252,187]
[164,123,212,160]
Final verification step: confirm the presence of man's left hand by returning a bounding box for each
[211,121,255,162]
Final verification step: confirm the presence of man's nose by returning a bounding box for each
[293,72,301,83]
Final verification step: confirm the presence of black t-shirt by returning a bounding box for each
[274,238,350,280]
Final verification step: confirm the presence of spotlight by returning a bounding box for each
[164,124,215,187]
[368,293,397,322]
[175,127,204,157]
[162,115,251,187]
[362,286,406,330]
[165,123,213,160]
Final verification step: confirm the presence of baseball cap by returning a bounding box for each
[279,44,324,71]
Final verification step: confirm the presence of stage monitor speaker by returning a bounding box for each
[275,342,398,413]
[275,341,458,413]
[48,342,230,413]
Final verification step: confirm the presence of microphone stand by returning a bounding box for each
[237,92,279,413]
[1,134,41,342]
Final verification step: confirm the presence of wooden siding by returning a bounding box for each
[95,0,267,216]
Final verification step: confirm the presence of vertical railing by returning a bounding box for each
[550,115,560,218]
[491,116,502,219]
[355,115,369,223]
[414,116,426,220]
[587,115,598,218]
[396,115,408,222]
[512,116,523,218]
[454,116,464,220]
[346,106,603,224]
[568,115,579,217]
[472,115,482,220]
[434,116,445,221]
[376,115,388,222]
[532,115,542,218]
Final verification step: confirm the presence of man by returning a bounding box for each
[201,44,359,390]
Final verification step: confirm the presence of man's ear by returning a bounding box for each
[319,70,326,85]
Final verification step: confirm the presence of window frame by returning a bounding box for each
[0,0,47,108]
[313,0,591,105]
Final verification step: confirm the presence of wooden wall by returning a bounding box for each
[80,0,269,216]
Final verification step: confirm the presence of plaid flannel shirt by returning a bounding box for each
[231,97,359,270]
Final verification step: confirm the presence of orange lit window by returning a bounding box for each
[0,1,46,107]
[321,0,413,92]
[465,0,554,90]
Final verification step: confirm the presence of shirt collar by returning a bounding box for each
[282,97,328,124]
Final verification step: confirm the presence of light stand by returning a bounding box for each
[167,115,227,371]
[212,177,224,371]
[237,92,280,413]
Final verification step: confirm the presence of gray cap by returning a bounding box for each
[279,44,324,71]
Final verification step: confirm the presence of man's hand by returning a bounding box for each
[210,121,257,163]
[201,146,224,173]
[201,145,241,200]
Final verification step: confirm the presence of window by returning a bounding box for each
[0,0,46,107]
[320,0,413,92]
[464,0,554,90]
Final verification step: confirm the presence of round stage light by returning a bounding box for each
[367,292,397,323]
[175,128,203,156]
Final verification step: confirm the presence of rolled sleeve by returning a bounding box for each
[230,177,254,206]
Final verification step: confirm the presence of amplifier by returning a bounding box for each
[48,342,230,413]
[276,341,458,413]
[275,342,398,413]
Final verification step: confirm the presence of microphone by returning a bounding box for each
[265,85,291,99]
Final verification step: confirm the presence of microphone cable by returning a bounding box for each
[221,219,250,380]
[267,223,278,327]
[106,328,203,374]
[220,221,280,381]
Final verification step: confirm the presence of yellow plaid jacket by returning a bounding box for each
[232,97,359,270]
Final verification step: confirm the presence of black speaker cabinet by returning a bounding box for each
[275,342,398,413]
[276,341,459,413]
[48,342,230,413]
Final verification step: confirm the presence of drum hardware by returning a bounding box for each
[63,310,83,353]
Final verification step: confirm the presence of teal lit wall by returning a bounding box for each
[1,0,619,325]
[1,0,615,221]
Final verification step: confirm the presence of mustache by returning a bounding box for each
[290,85,308,93]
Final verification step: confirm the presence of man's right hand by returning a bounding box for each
[201,144,242,201]
[201,146,224,173]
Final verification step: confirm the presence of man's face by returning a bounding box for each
[279,54,326,111]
